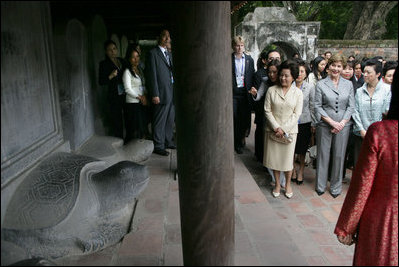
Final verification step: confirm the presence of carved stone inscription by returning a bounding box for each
[1,2,62,184]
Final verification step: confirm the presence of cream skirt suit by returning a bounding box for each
[263,84,303,171]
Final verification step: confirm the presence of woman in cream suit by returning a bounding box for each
[314,54,355,198]
[264,60,303,199]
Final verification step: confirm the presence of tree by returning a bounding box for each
[344,1,398,40]
[231,1,398,40]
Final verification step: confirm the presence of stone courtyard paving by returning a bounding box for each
[236,114,355,266]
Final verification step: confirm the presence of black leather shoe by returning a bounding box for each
[235,147,243,154]
[316,190,325,196]
[167,145,176,149]
[331,193,340,198]
[153,149,169,156]
[296,180,303,185]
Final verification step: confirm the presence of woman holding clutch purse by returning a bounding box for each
[264,60,303,199]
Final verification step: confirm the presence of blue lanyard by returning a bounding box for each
[236,57,245,77]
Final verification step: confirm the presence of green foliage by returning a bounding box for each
[294,1,353,39]
[383,3,398,39]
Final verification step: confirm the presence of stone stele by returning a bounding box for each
[1,152,149,265]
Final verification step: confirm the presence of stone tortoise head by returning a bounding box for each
[1,152,149,264]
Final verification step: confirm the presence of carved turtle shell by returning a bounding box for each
[3,152,99,230]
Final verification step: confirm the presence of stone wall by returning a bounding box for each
[1,2,66,187]
[1,2,69,223]
[318,39,398,61]
[1,3,109,224]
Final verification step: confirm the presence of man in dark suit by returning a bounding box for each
[232,36,255,154]
[146,29,175,156]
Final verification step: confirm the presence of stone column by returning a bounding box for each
[172,2,234,265]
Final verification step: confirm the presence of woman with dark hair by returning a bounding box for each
[307,56,327,87]
[314,54,355,198]
[341,60,356,93]
[382,60,398,85]
[352,58,391,165]
[122,46,149,144]
[340,59,357,179]
[291,59,315,185]
[98,40,127,139]
[249,59,280,162]
[263,60,303,198]
[334,65,398,266]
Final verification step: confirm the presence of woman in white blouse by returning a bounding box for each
[122,46,149,144]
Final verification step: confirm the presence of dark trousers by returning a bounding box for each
[152,101,175,150]
[254,98,266,161]
[254,120,265,162]
[124,102,149,144]
[233,94,250,150]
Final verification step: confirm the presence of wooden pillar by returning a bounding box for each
[172,1,234,266]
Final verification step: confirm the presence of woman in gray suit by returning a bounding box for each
[314,54,355,198]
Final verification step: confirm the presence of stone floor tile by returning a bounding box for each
[235,176,261,192]
[287,201,312,213]
[309,197,327,208]
[320,246,354,266]
[255,241,308,266]
[297,184,316,198]
[234,252,262,266]
[309,229,340,246]
[235,230,254,254]
[115,255,160,266]
[245,221,293,243]
[331,203,343,214]
[238,190,267,204]
[144,198,165,214]
[164,244,183,266]
[134,214,164,232]
[297,214,325,228]
[236,202,277,223]
[320,209,339,223]
[165,224,182,245]
[118,232,163,257]
[306,255,328,266]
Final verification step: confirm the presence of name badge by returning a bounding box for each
[236,75,244,87]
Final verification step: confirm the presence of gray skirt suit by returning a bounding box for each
[314,76,355,195]
[263,84,303,171]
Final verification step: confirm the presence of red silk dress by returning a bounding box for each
[334,120,398,266]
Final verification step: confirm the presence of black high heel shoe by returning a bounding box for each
[296,179,303,185]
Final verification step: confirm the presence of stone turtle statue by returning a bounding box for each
[1,152,149,265]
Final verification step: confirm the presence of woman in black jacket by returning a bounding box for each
[98,40,127,139]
